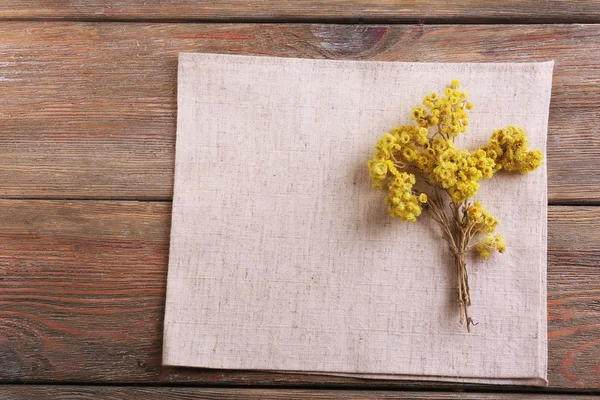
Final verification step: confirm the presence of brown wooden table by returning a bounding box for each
[1,2,600,398]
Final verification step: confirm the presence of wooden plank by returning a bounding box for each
[548,207,600,390]
[0,200,599,389]
[1,1,599,23]
[0,386,594,399]
[0,23,599,203]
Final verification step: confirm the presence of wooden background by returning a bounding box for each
[1,2,600,399]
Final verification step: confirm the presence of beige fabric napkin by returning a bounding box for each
[163,53,553,386]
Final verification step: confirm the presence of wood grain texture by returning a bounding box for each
[0,386,594,400]
[0,201,599,389]
[1,1,599,23]
[0,22,599,203]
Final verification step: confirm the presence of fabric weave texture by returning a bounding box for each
[163,53,553,385]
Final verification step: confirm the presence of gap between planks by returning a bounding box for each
[1,0,600,24]
[3,17,600,24]
[0,384,598,398]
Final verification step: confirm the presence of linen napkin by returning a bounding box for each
[163,53,553,385]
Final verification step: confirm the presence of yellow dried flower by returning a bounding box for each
[368,160,389,182]
[385,172,422,222]
[399,132,411,144]
[476,234,505,259]
[495,234,506,253]
[484,126,544,173]
[367,80,543,332]
[476,244,491,259]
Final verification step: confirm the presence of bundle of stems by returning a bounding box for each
[426,190,475,332]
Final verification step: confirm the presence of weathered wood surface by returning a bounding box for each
[0,23,599,203]
[0,386,594,400]
[0,201,598,389]
[1,1,599,22]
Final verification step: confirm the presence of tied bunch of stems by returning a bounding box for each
[367,80,543,332]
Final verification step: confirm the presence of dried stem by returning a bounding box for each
[425,187,474,332]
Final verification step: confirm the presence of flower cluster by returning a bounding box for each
[428,143,496,203]
[483,126,544,174]
[475,234,506,259]
[466,201,505,258]
[367,80,544,259]
[367,126,427,185]
[467,201,499,234]
[384,172,422,222]
[411,79,473,137]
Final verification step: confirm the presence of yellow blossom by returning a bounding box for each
[367,79,543,332]
[368,81,541,271]
[368,160,388,182]
[484,126,544,173]
[399,132,411,144]
[476,234,505,259]
[495,234,506,253]
[385,172,422,222]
